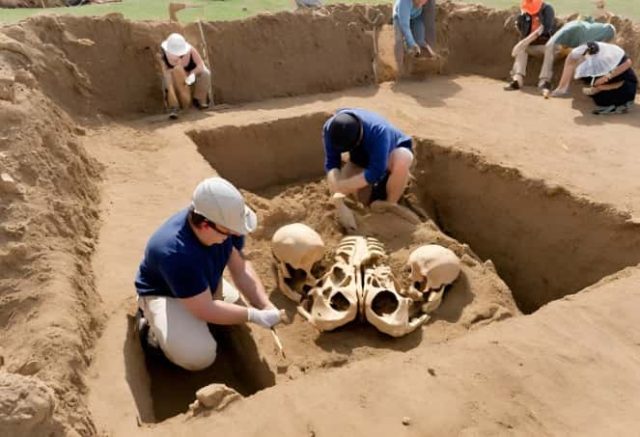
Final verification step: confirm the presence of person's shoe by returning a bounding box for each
[135,309,160,351]
[168,107,179,120]
[592,105,617,115]
[550,88,570,98]
[504,79,520,91]
[538,80,552,96]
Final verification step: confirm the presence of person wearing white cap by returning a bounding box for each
[160,32,211,119]
[134,177,282,371]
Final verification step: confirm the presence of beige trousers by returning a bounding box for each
[138,279,239,371]
[511,44,561,83]
[164,66,211,110]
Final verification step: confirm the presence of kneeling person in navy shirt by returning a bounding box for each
[323,109,414,230]
[135,177,282,371]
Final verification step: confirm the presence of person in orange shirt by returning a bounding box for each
[504,0,556,94]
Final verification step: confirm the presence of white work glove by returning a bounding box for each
[582,86,598,96]
[185,72,196,86]
[247,307,282,329]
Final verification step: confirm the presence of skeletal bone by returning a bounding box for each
[297,236,363,331]
[272,223,325,302]
[299,235,426,337]
[406,245,461,314]
[363,264,428,337]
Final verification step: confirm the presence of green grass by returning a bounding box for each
[1,0,639,25]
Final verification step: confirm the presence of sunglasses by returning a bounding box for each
[205,220,233,236]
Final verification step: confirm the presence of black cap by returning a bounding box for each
[584,41,600,56]
[329,113,361,153]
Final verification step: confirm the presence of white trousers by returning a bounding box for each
[138,279,240,371]
[512,43,562,82]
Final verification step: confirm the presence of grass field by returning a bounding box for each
[1,0,639,25]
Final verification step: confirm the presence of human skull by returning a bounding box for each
[272,223,325,302]
[297,236,363,331]
[406,245,461,314]
[363,264,428,337]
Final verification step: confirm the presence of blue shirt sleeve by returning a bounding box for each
[231,235,244,252]
[323,117,342,172]
[395,0,417,48]
[159,253,209,299]
[363,126,392,184]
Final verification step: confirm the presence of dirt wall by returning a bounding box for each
[2,3,639,116]
[0,33,103,436]
[413,139,640,313]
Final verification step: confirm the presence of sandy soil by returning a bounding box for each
[1,2,640,436]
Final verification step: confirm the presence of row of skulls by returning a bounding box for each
[271,223,462,337]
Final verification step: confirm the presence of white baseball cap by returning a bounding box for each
[161,33,192,57]
[192,177,257,235]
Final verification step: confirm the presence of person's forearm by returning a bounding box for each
[195,300,249,325]
[336,173,368,194]
[233,262,273,309]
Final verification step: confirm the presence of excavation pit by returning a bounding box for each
[190,115,640,316]
[124,317,275,423]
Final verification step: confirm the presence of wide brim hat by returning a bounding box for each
[161,33,192,57]
[575,42,625,78]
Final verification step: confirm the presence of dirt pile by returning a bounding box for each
[0,32,102,436]
[244,180,519,340]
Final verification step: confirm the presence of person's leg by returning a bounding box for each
[193,67,211,109]
[163,70,180,113]
[139,295,217,371]
[385,147,414,204]
[423,0,436,49]
[539,43,556,86]
[507,50,528,89]
[212,278,240,304]
[170,66,193,110]
[393,19,407,74]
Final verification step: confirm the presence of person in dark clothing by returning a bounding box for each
[322,109,416,231]
[572,41,637,114]
[160,33,211,119]
[505,0,556,94]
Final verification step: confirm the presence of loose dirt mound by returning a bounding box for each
[0,32,102,436]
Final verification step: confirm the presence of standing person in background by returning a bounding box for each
[393,0,437,71]
[549,20,617,97]
[160,32,211,120]
[504,0,555,95]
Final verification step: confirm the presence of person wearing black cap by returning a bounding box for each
[323,109,414,211]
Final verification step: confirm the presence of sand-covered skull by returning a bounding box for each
[406,244,461,314]
[272,223,325,302]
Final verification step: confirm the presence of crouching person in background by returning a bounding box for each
[160,32,211,120]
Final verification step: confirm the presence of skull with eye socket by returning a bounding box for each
[271,223,326,303]
[405,245,461,314]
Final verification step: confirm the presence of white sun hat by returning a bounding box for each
[192,177,257,235]
[574,42,625,79]
[161,33,192,57]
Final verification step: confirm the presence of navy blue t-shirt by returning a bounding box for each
[135,208,244,299]
[323,108,412,185]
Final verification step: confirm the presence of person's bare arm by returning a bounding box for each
[181,289,249,324]
[334,172,368,195]
[190,49,207,75]
[594,58,633,87]
[227,247,273,309]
